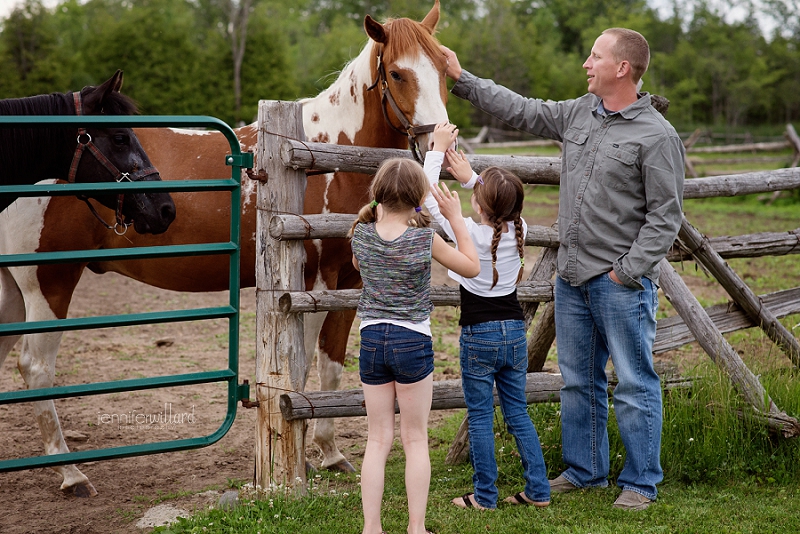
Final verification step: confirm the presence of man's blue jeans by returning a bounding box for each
[554,274,663,500]
[460,320,550,508]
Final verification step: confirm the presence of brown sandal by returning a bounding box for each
[504,491,550,507]
[452,492,492,510]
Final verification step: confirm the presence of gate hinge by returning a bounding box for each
[226,152,254,169]
[238,379,260,409]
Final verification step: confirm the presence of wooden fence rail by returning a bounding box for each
[282,139,800,198]
[268,212,800,260]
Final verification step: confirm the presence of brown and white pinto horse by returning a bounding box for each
[0,1,449,496]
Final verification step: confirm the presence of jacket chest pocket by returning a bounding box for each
[563,127,588,171]
[600,144,639,188]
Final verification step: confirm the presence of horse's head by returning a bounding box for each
[74,71,176,235]
[364,0,449,161]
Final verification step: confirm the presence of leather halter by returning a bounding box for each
[366,49,438,164]
[69,92,159,235]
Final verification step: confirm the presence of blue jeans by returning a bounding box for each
[460,320,550,508]
[554,274,663,500]
[359,324,434,385]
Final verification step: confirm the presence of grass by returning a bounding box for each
[154,362,800,534]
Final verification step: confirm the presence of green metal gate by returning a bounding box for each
[0,115,252,471]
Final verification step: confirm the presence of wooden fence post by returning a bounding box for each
[677,217,800,368]
[521,244,558,372]
[254,100,308,493]
[786,123,800,168]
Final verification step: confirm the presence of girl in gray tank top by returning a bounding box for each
[349,156,480,534]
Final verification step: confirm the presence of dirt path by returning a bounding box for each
[0,265,469,533]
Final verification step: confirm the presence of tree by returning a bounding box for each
[0,0,73,97]
[195,0,256,124]
[82,0,207,115]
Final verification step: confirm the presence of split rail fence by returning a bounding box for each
[253,101,800,492]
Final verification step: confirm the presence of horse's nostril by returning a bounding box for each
[162,201,177,223]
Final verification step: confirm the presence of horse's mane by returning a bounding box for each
[0,92,74,116]
[0,88,139,116]
[0,88,140,187]
[0,92,76,178]
[380,17,445,70]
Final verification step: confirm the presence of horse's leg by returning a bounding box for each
[12,265,97,497]
[17,332,96,497]
[0,267,25,367]
[301,311,325,471]
[312,310,356,473]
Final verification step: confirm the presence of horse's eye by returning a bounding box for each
[113,134,128,145]
[389,71,402,82]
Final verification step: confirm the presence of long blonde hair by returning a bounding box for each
[472,167,526,289]
[349,157,431,236]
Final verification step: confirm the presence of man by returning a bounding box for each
[441,28,684,510]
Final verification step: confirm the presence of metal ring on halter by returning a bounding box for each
[114,222,129,236]
[117,172,132,182]
[77,132,91,145]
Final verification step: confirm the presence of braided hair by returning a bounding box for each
[472,167,525,289]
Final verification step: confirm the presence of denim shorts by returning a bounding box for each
[359,324,434,385]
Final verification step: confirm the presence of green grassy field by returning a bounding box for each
[153,147,800,534]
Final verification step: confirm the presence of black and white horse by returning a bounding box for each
[0,70,175,234]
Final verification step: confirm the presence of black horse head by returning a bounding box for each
[0,71,176,235]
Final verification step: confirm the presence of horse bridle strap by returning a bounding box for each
[69,92,158,234]
[367,50,437,163]
[68,92,158,184]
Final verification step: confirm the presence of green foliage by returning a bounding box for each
[3,0,800,128]
[238,3,298,122]
[81,0,205,115]
[662,364,800,485]
[290,12,367,99]
[0,0,74,97]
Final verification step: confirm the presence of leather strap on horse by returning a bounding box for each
[367,48,437,164]
[68,92,159,184]
[69,92,159,235]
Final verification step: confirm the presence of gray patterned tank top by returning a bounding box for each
[351,222,435,323]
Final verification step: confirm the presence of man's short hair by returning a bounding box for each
[603,28,650,83]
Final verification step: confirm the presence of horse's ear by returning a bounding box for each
[111,70,124,92]
[420,0,440,34]
[364,15,387,44]
[81,70,124,114]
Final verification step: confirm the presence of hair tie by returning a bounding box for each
[477,176,484,185]
[520,257,525,267]
[369,200,378,208]
[414,206,422,213]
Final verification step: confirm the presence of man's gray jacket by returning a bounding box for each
[453,70,685,289]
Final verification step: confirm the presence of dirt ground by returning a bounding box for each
[0,260,484,533]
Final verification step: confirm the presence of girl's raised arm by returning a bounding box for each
[430,182,480,278]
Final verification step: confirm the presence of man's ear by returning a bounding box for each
[617,60,631,79]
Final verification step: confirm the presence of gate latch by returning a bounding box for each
[226,152,254,169]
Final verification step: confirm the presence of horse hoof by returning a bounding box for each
[305,461,317,476]
[325,459,356,474]
[69,481,98,498]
